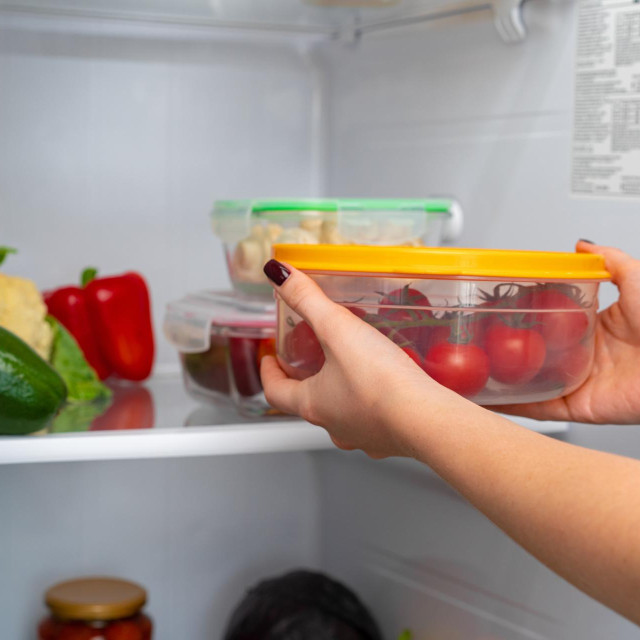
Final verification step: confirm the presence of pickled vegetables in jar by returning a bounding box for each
[38,577,152,640]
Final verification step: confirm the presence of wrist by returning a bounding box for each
[385,378,491,463]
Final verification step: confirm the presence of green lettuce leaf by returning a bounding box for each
[47,316,112,404]
[50,396,112,433]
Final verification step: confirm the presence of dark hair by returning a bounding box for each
[223,570,383,640]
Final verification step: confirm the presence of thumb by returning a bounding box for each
[576,241,640,293]
[263,259,345,339]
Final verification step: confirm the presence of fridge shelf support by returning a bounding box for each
[343,0,526,43]
[492,0,526,42]
[0,0,528,43]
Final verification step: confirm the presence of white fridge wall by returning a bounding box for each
[0,21,317,367]
[0,453,322,639]
[317,447,640,639]
[316,1,640,637]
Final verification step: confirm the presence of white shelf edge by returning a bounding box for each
[0,416,566,466]
[0,421,334,465]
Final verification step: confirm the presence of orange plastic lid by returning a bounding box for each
[272,245,610,280]
[45,577,147,621]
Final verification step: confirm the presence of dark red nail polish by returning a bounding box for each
[579,238,595,244]
[264,259,290,286]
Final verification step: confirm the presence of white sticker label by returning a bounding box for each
[572,0,640,198]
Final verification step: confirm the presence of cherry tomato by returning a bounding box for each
[380,286,430,309]
[229,337,263,398]
[345,305,367,320]
[428,313,491,351]
[284,321,325,375]
[379,287,433,347]
[424,323,451,352]
[468,301,500,344]
[423,342,490,397]
[541,342,591,386]
[385,308,433,347]
[485,324,546,385]
[402,347,423,367]
[517,289,589,351]
[366,313,411,347]
[104,620,144,640]
[256,337,276,366]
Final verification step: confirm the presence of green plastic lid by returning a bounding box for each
[211,198,455,243]
[249,199,453,213]
[251,200,338,213]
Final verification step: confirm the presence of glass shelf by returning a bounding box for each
[0,373,568,465]
[0,374,333,465]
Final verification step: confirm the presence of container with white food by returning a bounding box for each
[211,198,460,298]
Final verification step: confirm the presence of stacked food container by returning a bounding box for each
[163,199,458,415]
[164,291,277,416]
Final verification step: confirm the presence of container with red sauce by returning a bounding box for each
[164,291,277,416]
[38,576,152,640]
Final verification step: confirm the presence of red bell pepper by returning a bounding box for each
[44,287,112,380]
[44,269,155,381]
[84,271,155,381]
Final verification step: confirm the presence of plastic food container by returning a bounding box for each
[38,577,152,640]
[211,199,459,298]
[163,291,277,416]
[273,246,610,405]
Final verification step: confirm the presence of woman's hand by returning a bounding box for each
[494,241,640,424]
[260,260,468,458]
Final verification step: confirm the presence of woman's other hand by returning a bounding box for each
[494,241,640,423]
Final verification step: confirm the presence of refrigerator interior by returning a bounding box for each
[2,0,640,637]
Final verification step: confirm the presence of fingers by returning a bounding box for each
[330,435,356,450]
[576,241,640,289]
[260,355,302,416]
[264,260,348,339]
[330,435,389,459]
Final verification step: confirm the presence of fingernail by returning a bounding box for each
[579,238,595,244]
[264,259,290,286]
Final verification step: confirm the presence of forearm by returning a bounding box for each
[397,389,640,624]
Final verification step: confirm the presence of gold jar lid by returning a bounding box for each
[45,577,147,621]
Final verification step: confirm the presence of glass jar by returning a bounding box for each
[38,577,153,640]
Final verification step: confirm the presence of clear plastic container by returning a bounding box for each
[211,199,457,298]
[163,291,277,416]
[272,246,611,405]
